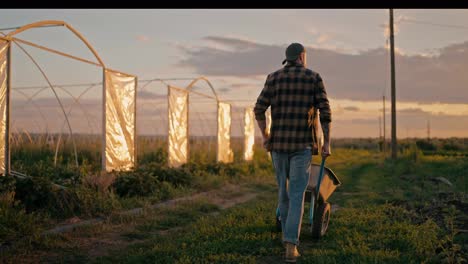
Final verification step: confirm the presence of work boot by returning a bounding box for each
[285,242,301,263]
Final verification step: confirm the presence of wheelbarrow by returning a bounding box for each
[275,157,341,239]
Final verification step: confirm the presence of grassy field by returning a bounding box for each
[1,137,467,263]
[0,135,275,261]
[83,148,466,264]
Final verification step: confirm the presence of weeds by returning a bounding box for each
[1,138,467,262]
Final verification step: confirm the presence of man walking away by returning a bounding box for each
[254,42,332,263]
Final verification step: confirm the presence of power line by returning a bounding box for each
[400,18,468,30]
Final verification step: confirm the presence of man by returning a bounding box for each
[254,42,332,263]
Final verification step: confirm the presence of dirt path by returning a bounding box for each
[83,184,260,260]
[15,183,265,263]
[45,183,253,235]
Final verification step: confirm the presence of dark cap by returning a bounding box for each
[282,43,305,65]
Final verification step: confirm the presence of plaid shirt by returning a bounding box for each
[254,62,332,152]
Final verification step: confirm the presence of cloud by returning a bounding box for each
[177,36,284,77]
[317,34,332,44]
[217,82,260,94]
[137,90,166,100]
[177,36,468,104]
[343,106,360,112]
[203,36,258,52]
[398,108,428,115]
[381,14,412,39]
[230,83,254,88]
[136,35,150,42]
[307,28,318,35]
[217,87,231,93]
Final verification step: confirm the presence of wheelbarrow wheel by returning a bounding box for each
[311,202,331,239]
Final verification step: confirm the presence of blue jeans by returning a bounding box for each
[272,149,311,245]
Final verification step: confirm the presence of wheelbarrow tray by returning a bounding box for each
[306,163,341,202]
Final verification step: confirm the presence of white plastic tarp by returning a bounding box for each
[168,86,188,167]
[217,102,233,163]
[0,41,8,175]
[244,107,255,161]
[104,69,136,172]
[266,109,272,160]
[266,109,272,135]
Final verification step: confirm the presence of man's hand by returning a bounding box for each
[320,122,331,158]
[255,119,271,151]
[263,133,272,152]
[321,141,331,158]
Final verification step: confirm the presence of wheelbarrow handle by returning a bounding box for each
[310,156,327,226]
[315,156,327,202]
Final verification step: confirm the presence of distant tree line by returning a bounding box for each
[332,137,468,155]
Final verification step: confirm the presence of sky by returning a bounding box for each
[1,9,468,138]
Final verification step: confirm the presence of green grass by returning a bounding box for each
[93,192,443,264]
[135,200,220,232]
[2,140,467,263]
[299,205,440,263]
[94,193,280,264]
[0,137,274,262]
[91,148,466,263]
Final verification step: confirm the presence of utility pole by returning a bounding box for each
[379,116,382,139]
[390,8,397,159]
[379,116,383,152]
[427,118,431,141]
[383,95,386,155]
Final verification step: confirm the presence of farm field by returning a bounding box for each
[1,137,467,263]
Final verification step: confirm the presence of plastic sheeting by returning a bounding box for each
[217,102,233,163]
[244,107,255,161]
[0,41,8,175]
[168,86,188,167]
[266,109,272,160]
[104,69,136,172]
